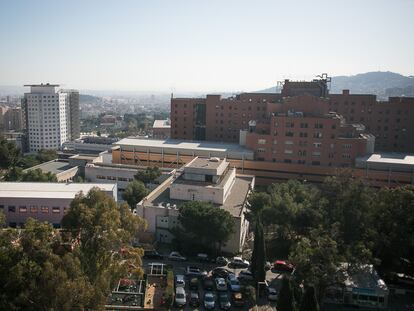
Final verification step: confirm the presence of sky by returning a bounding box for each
[0,0,413,92]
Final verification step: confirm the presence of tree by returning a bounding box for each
[299,285,319,311]
[176,201,235,253]
[21,168,58,182]
[251,215,266,283]
[36,149,57,163]
[62,189,147,307]
[123,180,149,210]
[134,166,161,184]
[277,276,296,311]
[289,227,344,303]
[0,135,20,169]
[0,218,95,311]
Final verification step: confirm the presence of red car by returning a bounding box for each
[273,260,294,272]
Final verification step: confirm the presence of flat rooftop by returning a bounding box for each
[0,182,116,199]
[153,119,170,128]
[187,157,222,170]
[25,160,74,175]
[113,138,254,160]
[356,153,414,172]
[144,174,254,217]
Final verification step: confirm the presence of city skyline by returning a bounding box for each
[1,0,414,92]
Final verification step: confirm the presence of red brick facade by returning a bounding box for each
[171,80,414,155]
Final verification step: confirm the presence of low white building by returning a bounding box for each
[135,157,254,253]
[0,182,117,228]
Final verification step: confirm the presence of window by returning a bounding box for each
[0,205,4,210]
[343,144,352,149]
[300,123,308,128]
[285,140,293,145]
[97,175,106,180]
[258,139,266,145]
[311,161,320,166]
[284,159,292,163]
[41,206,49,213]
[314,123,323,129]
[285,131,294,137]
[299,132,308,137]
[52,207,60,213]
[312,151,321,157]
[8,206,16,213]
[257,148,266,153]
[313,142,322,148]
[19,206,27,213]
[284,149,293,154]
[342,153,351,159]
[313,132,323,138]
[273,140,277,145]
[298,150,307,156]
[286,122,294,128]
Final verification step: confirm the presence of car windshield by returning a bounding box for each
[219,295,229,302]
[230,280,239,285]
[176,293,185,299]
[205,295,214,302]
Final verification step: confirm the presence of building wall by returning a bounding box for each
[329,91,414,153]
[85,164,136,189]
[170,98,201,140]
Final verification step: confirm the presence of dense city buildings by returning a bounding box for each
[0,105,23,131]
[0,182,117,228]
[171,77,414,153]
[135,157,254,253]
[22,84,80,152]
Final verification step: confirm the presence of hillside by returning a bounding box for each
[257,71,414,99]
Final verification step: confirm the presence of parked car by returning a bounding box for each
[227,274,241,292]
[189,291,200,307]
[218,292,232,310]
[189,277,199,290]
[268,287,278,301]
[203,277,215,290]
[212,267,232,279]
[231,292,245,308]
[143,250,163,260]
[273,260,294,273]
[197,253,210,262]
[215,277,227,291]
[175,287,186,307]
[203,277,214,290]
[168,251,187,261]
[204,291,215,310]
[186,266,207,278]
[229,256,250,268]
[175,274,185,288]
[238,270,254,282]
[216,256,229,266]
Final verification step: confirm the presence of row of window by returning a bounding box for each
[276,122,329,129]
[1,205,66,214]
[96,175,134,182]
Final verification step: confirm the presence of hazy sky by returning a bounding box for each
[1,0,413,92]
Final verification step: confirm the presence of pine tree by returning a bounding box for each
[277,276,296,311]
[299,285,319,311]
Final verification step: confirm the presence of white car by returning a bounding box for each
[215,277,227,291]
[175,274,185,288]
[168,251,187,261]
[230,256,250,268]
[268,287,278,301]
[175,287,187,307]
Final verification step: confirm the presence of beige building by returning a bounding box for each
[135,157,254,254]
[0,182,117,228]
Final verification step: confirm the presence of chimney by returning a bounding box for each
[342,89,350,95]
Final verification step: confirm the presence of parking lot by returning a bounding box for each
[143,255,283,310]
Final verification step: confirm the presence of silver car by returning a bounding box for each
[204,291,215,310]
[175,287,187,307]
[227,274,241,292]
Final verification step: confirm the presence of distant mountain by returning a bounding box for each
[79,94,101,103]
[257,71,414,99]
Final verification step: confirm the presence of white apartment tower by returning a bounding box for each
[22,84,80,152]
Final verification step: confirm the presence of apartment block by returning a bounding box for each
[22,84,80,152]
